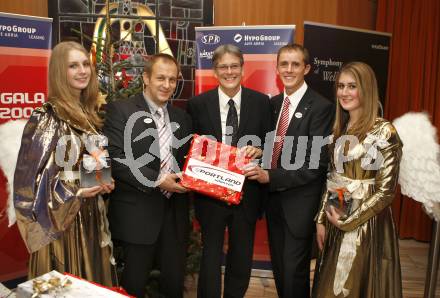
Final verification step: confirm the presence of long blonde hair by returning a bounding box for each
[333,62,379,141]
[48,41,102,129]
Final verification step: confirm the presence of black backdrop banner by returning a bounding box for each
[303,21,391,110]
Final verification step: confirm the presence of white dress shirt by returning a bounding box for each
[274,81,308,133]
[218,87,242,143]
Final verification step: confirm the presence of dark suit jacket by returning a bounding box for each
[268,88,334,238]
[187,87,271,223]
[103,93,192,245]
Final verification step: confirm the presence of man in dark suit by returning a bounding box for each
[245,44,334,298]
[187,44,271,298]
[103,54,192,298]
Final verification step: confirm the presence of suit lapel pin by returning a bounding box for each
[295,112,303,119]
[144,117,153,124]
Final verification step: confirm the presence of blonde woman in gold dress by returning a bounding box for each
[312,62,402,297]
[14,41,116,286]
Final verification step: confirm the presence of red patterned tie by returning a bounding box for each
[271,97,290,169]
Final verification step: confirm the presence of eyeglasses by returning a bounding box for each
[215,63,242,72]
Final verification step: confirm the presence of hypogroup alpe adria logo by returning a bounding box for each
[234,33,243,43]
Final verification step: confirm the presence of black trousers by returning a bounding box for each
[266,198,312,298]
[197,203,256,298]
[119,206,186,298]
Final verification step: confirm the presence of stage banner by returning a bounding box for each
[0,12,52,281]
[303,21,391,109]
[195,25,295,97]
[195,25,294,271]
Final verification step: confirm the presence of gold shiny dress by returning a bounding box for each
[14,103,116,286]
[313,118,403,298]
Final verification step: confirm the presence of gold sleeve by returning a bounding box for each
[14,108,82,253]
[338,124,402,232]
[315,189,330,224]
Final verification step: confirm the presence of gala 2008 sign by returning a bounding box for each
[0,12,52,282]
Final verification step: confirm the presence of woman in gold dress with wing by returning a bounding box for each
[14,41,116,286]
[312,62,402,297]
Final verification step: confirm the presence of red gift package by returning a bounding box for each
[180,134,252,204]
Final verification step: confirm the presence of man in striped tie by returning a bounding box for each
[244,44,335,298]
[104,53,192,298]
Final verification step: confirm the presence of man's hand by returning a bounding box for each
[158,173,188,193]
[316,223,326,251]
[243,165,270,184]
[241,145,263,159]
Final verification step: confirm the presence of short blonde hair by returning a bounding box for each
[212,44,244,68]
[143,53,180,78]
[276,43,310,65]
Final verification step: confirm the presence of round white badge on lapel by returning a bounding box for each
[295,112,303,119]
[144,118,153,124]
[171,122,180,130]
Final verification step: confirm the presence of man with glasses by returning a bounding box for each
[245,44,334,297]
[187,44,271,298]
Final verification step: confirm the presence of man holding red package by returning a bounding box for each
[103,54,192,298]
[187,44,271,298]
[244,44,334,298]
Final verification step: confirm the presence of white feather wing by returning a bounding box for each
[0,119,27,227]
[393,112,440,221]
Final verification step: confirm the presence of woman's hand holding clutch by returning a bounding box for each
[325,205,342,228]
[77,179,115,197]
